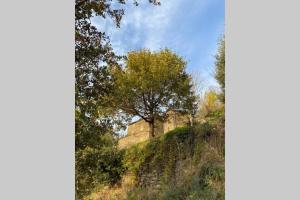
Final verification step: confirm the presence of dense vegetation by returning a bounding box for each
[86,97,225,199]
[123,125,225,200]
[76,37,225,199]
[75,1,225,199]
[75,1,160,199]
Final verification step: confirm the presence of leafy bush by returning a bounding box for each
[75,134,125,200]
[123,141,148,175]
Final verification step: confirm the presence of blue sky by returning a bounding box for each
[93,0,224,93]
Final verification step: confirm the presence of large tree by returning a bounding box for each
[111,49,197,138]
[75,1,160,198]
[75,0,161,148]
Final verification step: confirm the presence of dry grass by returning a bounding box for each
[86,173,136,200]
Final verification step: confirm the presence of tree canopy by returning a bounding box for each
[75,0,161,148]
[111,49,197,138]
[75,1,160,198]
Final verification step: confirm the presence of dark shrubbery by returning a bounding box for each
[75,134,126,200]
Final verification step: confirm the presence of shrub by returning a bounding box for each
[123,141,148,175]
[75,134,125,200]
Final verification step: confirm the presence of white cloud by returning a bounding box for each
[92,0,214,53]
[92,0,185,54]
[92,0,223,89]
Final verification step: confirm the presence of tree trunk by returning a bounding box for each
[149,121,155,139]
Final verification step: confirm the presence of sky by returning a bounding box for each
[93,0,224,130]
[93,0,225,92]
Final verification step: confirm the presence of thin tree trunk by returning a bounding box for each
[149,121,155,139]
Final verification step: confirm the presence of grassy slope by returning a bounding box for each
[88,123,224,200]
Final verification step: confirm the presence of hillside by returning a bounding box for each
[86,113,225,200]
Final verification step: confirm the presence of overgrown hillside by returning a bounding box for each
[86,106,225,200]
[76,32,225,200]
[75,0,225,198]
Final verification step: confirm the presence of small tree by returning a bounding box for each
[111,49,197,138]
[215,36,225,103]
[197,90,221,119]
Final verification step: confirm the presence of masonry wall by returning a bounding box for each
[127,119,150,137]
[163,111,191,134]
[118,119,164,149]
[127,119,164,136]
[118,120,149,149]
[118,111,191,149]
[118,131,149,149]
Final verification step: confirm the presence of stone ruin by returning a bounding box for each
[118,110,192,149]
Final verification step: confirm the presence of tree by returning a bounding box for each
[75,0,161,148]
[215,36,225,103]
[111,49,197,138]
[75,1,160,198]
[197,90,222,119]
[75,0,161,142]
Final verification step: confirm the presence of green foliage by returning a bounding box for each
[75,1,162,131]
[196,89,225,156]
[123,141,148,175]
[176,161,225,200]
[121,123,224,200]
[127,159,225,200]
[198,90,222,119]
[198,161,225,189]
[75,134,125,200]
[75,1,160,199]
[123,127,193,178]
[111,49,197,137]
[163,126,191,141]
[77,100,225,200]
[159,160,225,200]
[214,36,225,103]
[75,2,225,199]
[125,160,225,200]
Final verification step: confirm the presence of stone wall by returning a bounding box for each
[127,119,164,137]
[118,131,149,149]
[127,119,150,137]
[118,119,164,149]
[118,110,191,149]
[118,119,150,149]
[163,110,191,133]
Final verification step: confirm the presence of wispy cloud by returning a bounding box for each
[93,0,224,91]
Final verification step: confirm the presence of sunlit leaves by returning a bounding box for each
[111,49,197,136]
